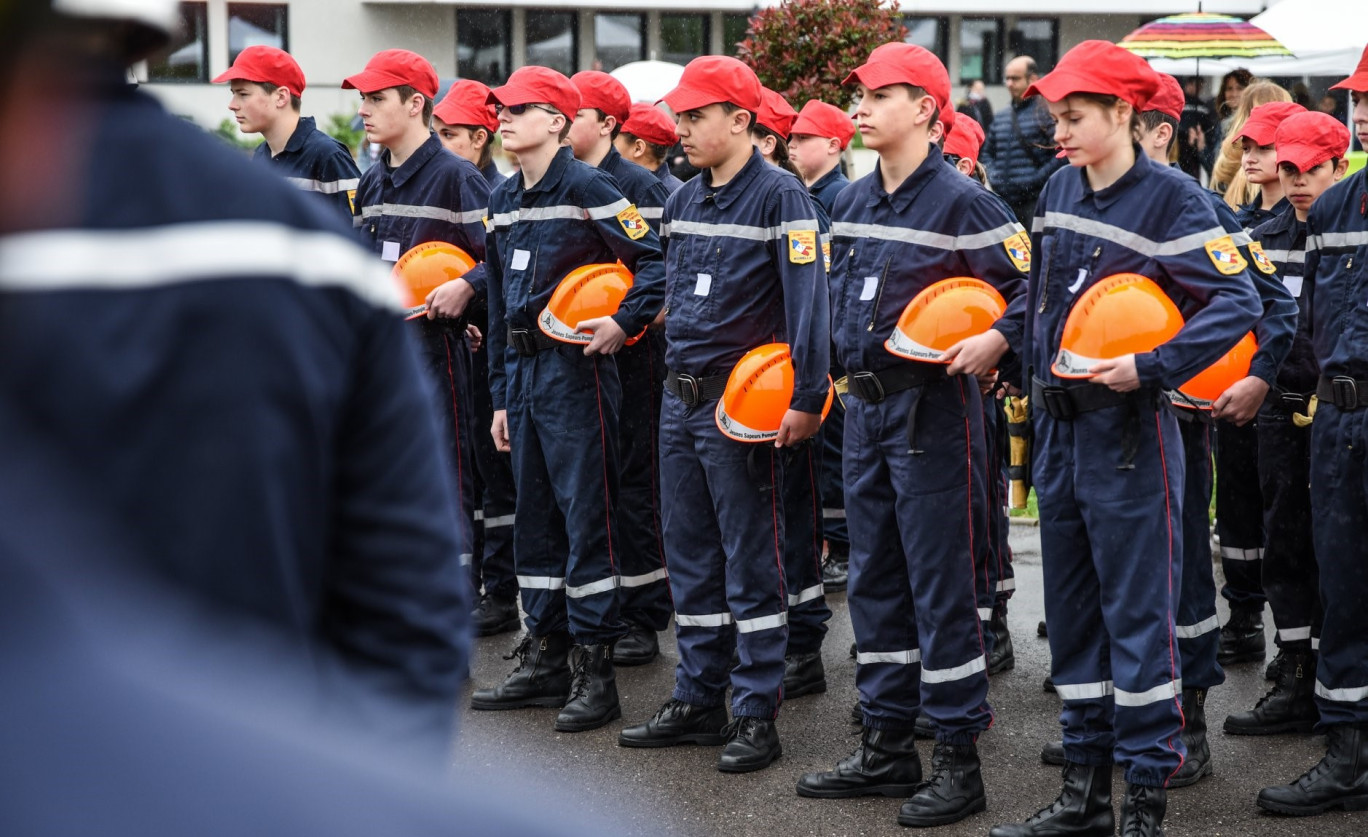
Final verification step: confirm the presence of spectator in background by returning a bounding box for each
[1219,68,1256,130]
[980,55,1065,228]
[1179,75,1221,181]
[956,79,994,132]
[1214,81,1293,206]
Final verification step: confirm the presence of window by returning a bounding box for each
[723,13,752,56]
[596,13,644,72]
[458,10,511,85]
[660,13,709,65]
[227,4,287,64]
[1012,18,1059,73]
[960,18,1004,86]
[147,2,208,82]
[526,11,578,77]
[903,15,949,64]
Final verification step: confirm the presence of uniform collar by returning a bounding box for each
[283,116,316,154]
[1261,203,1300,236]
[596,145,623,174]
[863,145,943,213]
[384,132,444,188]
[692,148,766,209]
[810,165,845,194]
[522,145,575,196]
[1077,144,1150,211]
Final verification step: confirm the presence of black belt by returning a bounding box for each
[663,369,728,407]
[1170,403,1213,425]
[845,363,946,404]
[507,326,559,358]
[1317,375,1368,411]
[1265,387,1313,414]
[1030,377,1156,421]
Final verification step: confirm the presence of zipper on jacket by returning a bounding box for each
[866,258,894,332]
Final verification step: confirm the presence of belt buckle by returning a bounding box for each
[676,373,700,407]
[1280,393,1307,413]
[509,328,533,357]
[1041,386,1076,421]
[852,371,884,404]
[1332,376,1359,410]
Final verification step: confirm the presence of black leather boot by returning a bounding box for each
[1265,647,1286,681]
[783,650,827,698]
[1043,674,1056,693]
[988,606,1015,675]
[1041,740,1065,767]
[1118,783,1166,836]
[796,725,922,798]
[470,632,571,710]
[612,625,659,666]
[554,644,620,732]
[1224,649,1318,735]
[988,762,1114,837]
[718,716,782,773]
[1168,687,1211,788]
[898,741,987,827]
[822,541,849,593]
[1217,604,1266,665]
[472,592,520,637]
[914,713,936,740]
[619,698,729,748]
[1257,723,1368,815]
[850,700,863,725]
[1038,620,1048,638]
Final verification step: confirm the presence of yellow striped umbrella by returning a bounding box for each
[1119,12,1292,60]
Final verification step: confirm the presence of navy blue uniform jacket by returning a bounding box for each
[254,115,361,226]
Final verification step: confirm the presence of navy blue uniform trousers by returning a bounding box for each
[469,330,517,600]
[1258,405,1320,652]
[847,377,993,744]
[819,360,849,548]
[1175,413,1225,690]
[1214,420,1266,608]
[783,438,830,655]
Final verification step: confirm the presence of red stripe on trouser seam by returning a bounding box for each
[1155,412,1185,782]
[444,336,466,529]
[592,360,616,573]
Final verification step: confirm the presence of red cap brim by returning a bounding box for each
[1277,142,1335,173]
[342,69,410,95]
[1331,71,1368,93]
[1023,68,1102,102]
[659,87,730,114]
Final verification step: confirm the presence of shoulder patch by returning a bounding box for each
[617,205,649,240]
[788,230,817,264]
[822,240,831,273]
[1003,231,1032,273]
[347,189,357,216]
[1205,235,1249,275]
[483,215,492,233]
[1247,241,1277,275]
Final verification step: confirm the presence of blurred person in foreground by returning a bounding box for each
[0,0,471,766]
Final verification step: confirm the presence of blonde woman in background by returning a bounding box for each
[1214,80,1292,206]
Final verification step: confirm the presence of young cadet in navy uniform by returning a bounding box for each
[346,49,490,580]
[2,3,472,764]
[212,46,361,226]
[616,103,687,193]
[1258,65,1368,812]
[471,66,666,733]
[431,80,520,636]
[566,71,674,667]
[946,42,1260,837]
[617,56,829,773]
[795,44,1025,827]
[789,99,855,594]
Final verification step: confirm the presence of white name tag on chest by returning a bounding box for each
[381,241,401,262]
[694,273,712,296]
[511,249,531,271]
[1283,274,1303,297]
[859,276,879,301]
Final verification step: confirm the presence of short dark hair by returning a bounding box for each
[250,81,301,112]
[452,124,495,169]
[620,131,672,164]
[592,108,623,140]
[749,123,796,175]
[1139,110,1178,150]
[718,101,756,131]
[394,85,434,126]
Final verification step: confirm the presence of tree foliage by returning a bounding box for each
[736,0,908,111]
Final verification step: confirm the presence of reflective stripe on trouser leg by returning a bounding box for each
[783,439,830,656]
[614,331,673,632]
[818,372,848,545]
[1175,419,1224,689]
[1035,405,1186,786]
[1310,405,1368,724]
[508,348,625,644]
[660,393,787,717]
[846,380,992,741]
[1257,410,1321,653]
[469,340,518,599]
[1215,419,1266,607]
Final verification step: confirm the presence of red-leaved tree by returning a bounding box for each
[736,0,908,111]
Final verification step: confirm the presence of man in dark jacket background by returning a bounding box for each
[979,56,1065,227]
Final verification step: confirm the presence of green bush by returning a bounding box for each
[212,118,259,154]
[323,113,364,159]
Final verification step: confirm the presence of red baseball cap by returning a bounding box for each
[212,46,306,97]
[790,99,855,149]
[1143,73,1185,122]
[343,49,438,100]
[1234,101,1307,147]
[1025,40,1160,110]
[489,65,580,119]
[944,115,986,167]
[433,79,499,132]
[1275,111,1351,173]
[660,55,762,114]
[1331,43,1368,93]
[571,71,631,125]
[939,107,957,135]
[622,103,677,147]
[757,88,797,137]
[843,43,951,112]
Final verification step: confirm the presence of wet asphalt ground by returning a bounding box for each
[453,524,1364,836]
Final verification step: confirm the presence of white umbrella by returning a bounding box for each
[609,60,686,104]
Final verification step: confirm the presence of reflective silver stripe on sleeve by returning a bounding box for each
[359,203,484,225]
[829,220,1019,252]
[675,612,735,628]
[787,584,824,607]
[520,205,589,222]
[286,176,360,195]
[1114,679,1181,707]
[585,199,632,220]
[1321,231,1368,248]
[661,219,819,242]
[619,568,668,588]
[855,648,922,665]
[1261,248,1305,265]
[1316,680,1368,702]
[1054,680,1115,701]
[516,574,566,590]
[637,206,665,219]
[1040,212,1229,258]
[1174,615,1219,639]
[566,576,620,598]
[736,612,788,633]
[921,655,987,684]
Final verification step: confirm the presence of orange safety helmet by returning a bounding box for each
[1052,273,1184,379]
[392,242,477,318]
[715,343,834,442]
[885,277,1007,363]
[538,263,642,345]
[1174,331,1258,410]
